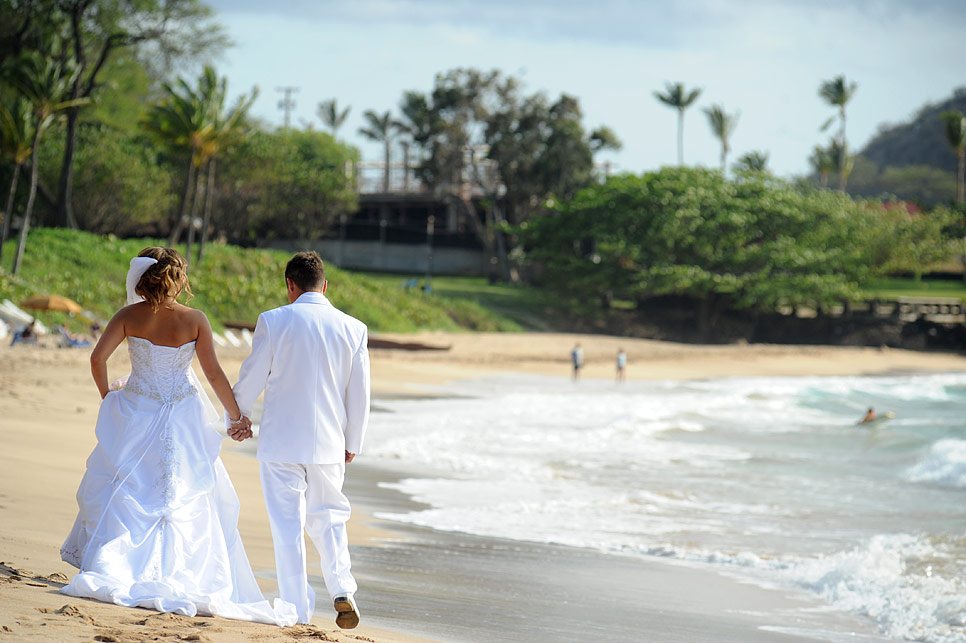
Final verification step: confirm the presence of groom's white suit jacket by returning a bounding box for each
[233,291,370,464]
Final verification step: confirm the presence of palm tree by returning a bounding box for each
[733,150,769,174]
[0,97,34,265]
[358,109,395,192]
[809,144,836,188]
[143,67,221,255]
[395,92,439,193]
[941,111,966,204]
[194,73,257,263]
[317,98,350,137]
[818,75,858,191]
[828,139,854,191]
[703,104,739,172]
[654,81,702,165]
[3,50,88,274]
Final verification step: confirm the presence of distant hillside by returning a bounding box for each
[861,87,966,173]
[845,88,965,204]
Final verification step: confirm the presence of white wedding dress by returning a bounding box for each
[60,336,297,626]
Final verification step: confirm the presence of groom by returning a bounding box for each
[230,251,370,628]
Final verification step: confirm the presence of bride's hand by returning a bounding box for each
[227,416,253,441]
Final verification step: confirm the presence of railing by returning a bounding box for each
[351,155,614,196]
[352,160,501,197]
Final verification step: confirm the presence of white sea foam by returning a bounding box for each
[782,534,966,643]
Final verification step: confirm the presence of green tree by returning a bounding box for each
[819,75,858,192]
[881,204,959,281]
[2,0,227,229]
[809,144,836,188]
[0,96,33,264]
[940,111,965,203]
[733,150,769,174]
[519,168,902,337]
[653,81,701,166]
[214,129,358,243]
[395,68,620,279]
[703,103,739,172]
[358,109,396,192]
[83,53,156,134]
[3,49,88,274]
[37,126,175,234]
[317,98,350,137]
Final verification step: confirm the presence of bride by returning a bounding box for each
[60,247,296,626]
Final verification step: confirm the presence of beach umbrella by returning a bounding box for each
[20,294,84,314]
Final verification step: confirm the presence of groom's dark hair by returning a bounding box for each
[285,251,325,291]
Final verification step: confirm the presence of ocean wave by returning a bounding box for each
[906,440,966,489]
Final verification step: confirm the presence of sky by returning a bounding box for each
[203,0,965,178]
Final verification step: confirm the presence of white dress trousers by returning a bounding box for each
[259,460,357,624]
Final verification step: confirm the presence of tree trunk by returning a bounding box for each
[55,106,81,229]
[837,107,847,192]
[820,171,829,189]
[720,145,727,173]
[677,109,684,166]
[696,294,723,342]
[957,149,964,204]
[169,156,197,246]
[184,164,204,268]
[383,140,391,192]
[0,163,22,265]
[13,133,41,275]
[490,200,511,282]
[197,158,216,264]
[402,142,410,192]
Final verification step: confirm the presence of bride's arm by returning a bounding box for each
[90,310,127,399]
[194,312,244,424]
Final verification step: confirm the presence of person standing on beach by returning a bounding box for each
[571,342,584,380]
[60,248,296,626]
[231,251,370,629]
[616,348,627,383]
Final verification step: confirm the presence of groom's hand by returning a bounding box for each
[345,450,355,463]
[228,416,253,441]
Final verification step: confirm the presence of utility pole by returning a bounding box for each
[276,86,299,128]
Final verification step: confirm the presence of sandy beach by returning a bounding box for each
[2,332,964,642]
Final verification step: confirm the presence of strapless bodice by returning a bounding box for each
[124,336,197,404]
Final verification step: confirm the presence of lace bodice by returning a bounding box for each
[124,336,198,404]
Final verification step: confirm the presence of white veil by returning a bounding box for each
[126,257,158,305]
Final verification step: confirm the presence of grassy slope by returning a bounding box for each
[356,272,562,330]
[866,277,966,302]
[0,229,521,333]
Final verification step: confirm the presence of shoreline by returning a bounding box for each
[2,333,964,641]
[340,461,892,643]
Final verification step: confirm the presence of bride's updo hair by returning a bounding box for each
[135,247,192,312]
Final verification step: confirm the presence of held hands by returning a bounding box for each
[345,450,356,463]
[227,416,253,442]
